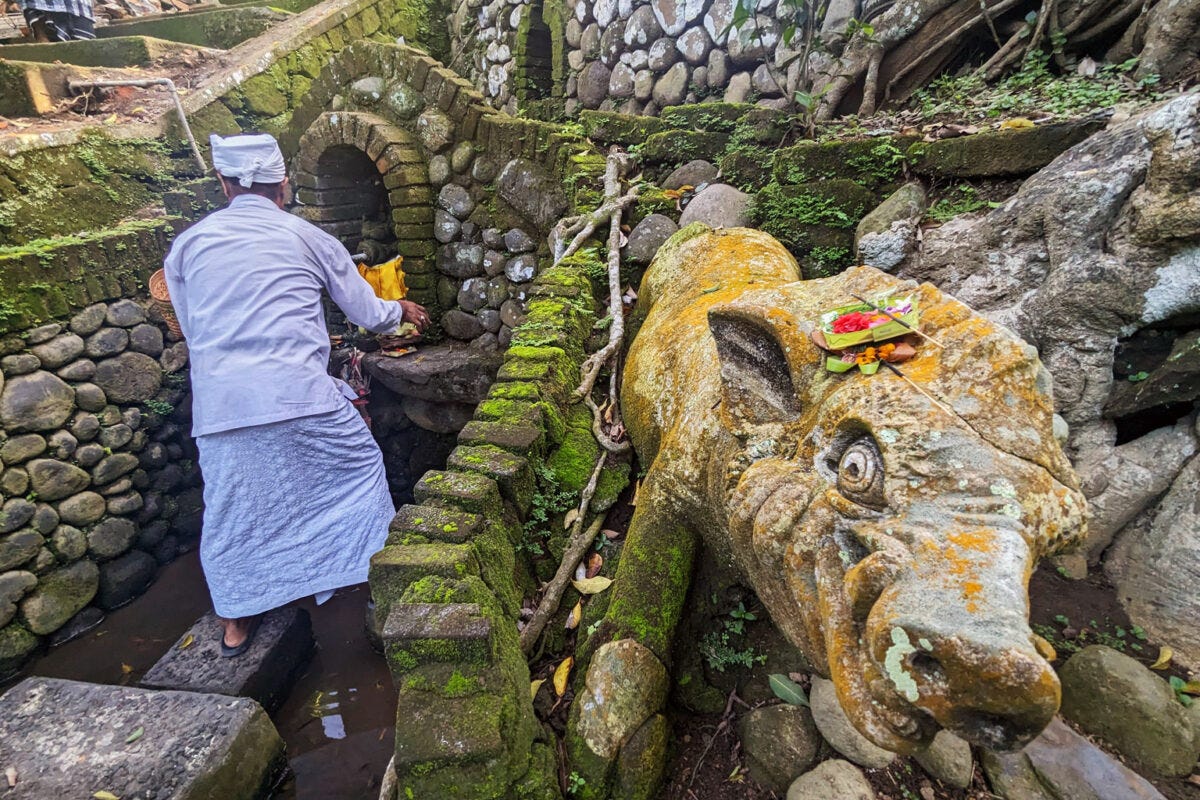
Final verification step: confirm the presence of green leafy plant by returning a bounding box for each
[927,184,996,222]
[566,771,587,796]
[144,399,174,416]
[1169,676,1197,708]
[701,602,767,673]
[519,465,577,556]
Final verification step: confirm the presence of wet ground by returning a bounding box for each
[6,550,396,800]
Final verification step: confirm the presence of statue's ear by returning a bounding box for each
[709,307,799,428]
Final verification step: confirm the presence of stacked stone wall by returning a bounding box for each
[283,40,599,345]
[450,0,811,118]
[0,261,199,678]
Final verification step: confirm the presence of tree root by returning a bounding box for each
[519,457,608,654]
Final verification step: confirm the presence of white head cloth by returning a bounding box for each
[210,133,287,188]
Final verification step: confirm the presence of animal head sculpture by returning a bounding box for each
[626,227,1087,755]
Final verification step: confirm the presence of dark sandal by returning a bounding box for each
[219,615,263,658]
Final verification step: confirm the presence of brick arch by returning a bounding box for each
[291,111,435,304]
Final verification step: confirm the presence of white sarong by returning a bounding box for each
[195,400,394,618]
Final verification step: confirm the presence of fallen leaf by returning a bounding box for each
[120,663,133,675]
[553,657,573,696]
[1000,117,1036,130]
[103,113,118,125]
[586,552,603,578]
[631,479,641,507]
[5,766,16,787]
[124,726,144,744]
[178,633,195,650]
[1180,680,1200,696]
[601,528,623,541]
[94,792,120,800]
[530,678,546,700]
[768,674,810,707]
[572,576,614,595]
[564,508,580,530]
[565,601,582,630]
[574,561,588,581]
[129,106,146,115]
[1150,646,1173,669]
[700,283,722,294]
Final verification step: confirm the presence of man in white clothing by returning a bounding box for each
[163,133,429,657]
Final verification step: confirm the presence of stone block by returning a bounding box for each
[387,503,483,545]
[447,445,535,515]
[908,119,1106,178]
[457,420,547,457]
[382,602,491,666]
[413,470,503,517]
[363,342,502,405]
[369,543,480,604]
[140,608,313,713]
[0,676,285,799]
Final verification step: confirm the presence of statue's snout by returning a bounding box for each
[870,609,1060,750]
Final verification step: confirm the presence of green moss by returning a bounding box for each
[442,669,482,698]
[659,102,759,133]
[577,111,672,144]
[602,523,697,660]
[640,130,729,165]
[546,405,600,495]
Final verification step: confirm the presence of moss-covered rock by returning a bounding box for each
[772,136,916,189]
[578,111,672,145]
[640,130,730,165]
[906,119,1104,177]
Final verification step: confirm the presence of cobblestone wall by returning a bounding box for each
[0,283,198,678]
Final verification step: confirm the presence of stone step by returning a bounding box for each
[387,504,484,545]
[0,676,285,799]
[139,607,313,713]
[382,602,491,666]
[0,35,220,68]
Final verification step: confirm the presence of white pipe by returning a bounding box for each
[67,77,208,173]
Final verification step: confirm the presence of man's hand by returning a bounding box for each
[399,300,431,332]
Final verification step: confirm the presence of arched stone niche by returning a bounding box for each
[291,111,435,302]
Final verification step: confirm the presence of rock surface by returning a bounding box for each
[678,184,752,229]
[1058,645,1199,776]
[981,717,1167,800]
[737,703,822,793]
[810,677,895,768]
[786,759,875,800]
[626,214,679,264]
[0,676,286,799]
[141,609,314,713]
[856,182,926,272]
[364,343,503,405]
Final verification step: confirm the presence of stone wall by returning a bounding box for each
[282,40,598,344]
[450,0,820,117]
[0,291,198,678]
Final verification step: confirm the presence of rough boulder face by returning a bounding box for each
[895,94,1200,656]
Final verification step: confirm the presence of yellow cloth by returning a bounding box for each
[357,256,407,301]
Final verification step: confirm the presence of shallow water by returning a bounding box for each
[11,551,397,799]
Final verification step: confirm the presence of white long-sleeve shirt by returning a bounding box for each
[163,193,403,436]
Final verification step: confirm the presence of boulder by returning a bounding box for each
[19,559,97,634]
[84,327,128,358]
[434,209,461,243]
[56,358,95,381]
[856,182,927,272]
[503,228,536,253]
[364,343,502,405]
[437,242,485,279]
[96,550,157,609]
[92,453,139,486]
[400,396,476,434]
[441,309,487,341]
[69,303,107,336]
[737,704,822,793]
[0,624,38,679]
[57,492,106,526]
[30,334,84,369]
[0,501,36,535]
[505,254,538,283]
[0,433,46,464]
[786,760,875,800]
[913,730,973,789]
[26,459,91,501]
[0,371,75,432]
[981,717,1167,800]
[1110,454,1200,669]
[0,354,39,375]
[105,299,146,327]
[647,37,678,71]
[0,677,286,797]
[676,26,712,65]
[569,640,669,761]
[663,159,718,190]
[86,517,137,560]
[626,214,679,264]
[50,525,86,560]
[416,109,454,153]
[0,569,36,627]
[1059,645,1199,776]
[728,14,779,65]
[438,183,475,219]
[93,352,163,404]
[578,62,613,109]
[624,5,662,47]
[497,159,569,230]
[72,382,106,412]
[652,62,689,108]
[127,324,164,357]
[678,183,753,229]
[810,677,895,768]
[651,0,705,35]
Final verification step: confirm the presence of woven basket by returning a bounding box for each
[149,268,183,339]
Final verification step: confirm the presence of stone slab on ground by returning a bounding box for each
[140,608,313,713]
[0,676,285,799]
[364,343,504,405]
[0,36,219,68]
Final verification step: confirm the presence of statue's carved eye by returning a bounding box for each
[837,437,886,507]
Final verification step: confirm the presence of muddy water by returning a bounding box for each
[12,551,397,799]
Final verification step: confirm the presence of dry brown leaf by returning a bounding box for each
[601,528,623,541]
[565,601,582,630]
[553,657,573,696]
[1150,646,1173,669]
[586,552,603,579]
[572,576,613,595]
